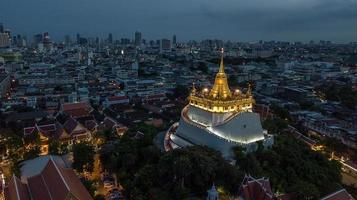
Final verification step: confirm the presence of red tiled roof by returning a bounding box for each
[102,117,117,130]
[107,96,129,101]
[320,189,354,200]
[147,93,166,99]
[239,175,276,200]
[27,175,52,200]
[62,102,89,111]
[37,124,57,137]
[63,117,78,135]
[24,127,36,135]
[72,129,88,136]
[322,119,340,126]
[4,175,30,200]
[85,120,97,131]
[62,102,91,118]
[54,122,65,140]
[40,159,69,200]
[38,124,55,131]
[64,109,90,118]
[27,158,93,200]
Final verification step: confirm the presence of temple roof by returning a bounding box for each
[8,156,94,200]
[188,49,254,114]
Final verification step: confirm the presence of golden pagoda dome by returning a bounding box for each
[209,48,232,99]
[188,48,254,113]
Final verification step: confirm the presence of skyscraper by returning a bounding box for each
[0,32,11,48]
[161,39,171,51]
[64,35,71,46]
[33,34,43,47]
[134,31,142,46]
[43,32,52,49]
[108,33,113,45]
[172,35,177,46]
[76,33,80,44]
[156,39,161,47]
[0,23,4,33]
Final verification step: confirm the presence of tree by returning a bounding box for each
[10,159,22,177]
[270,104,291,121]
[315,82,357,109]
[23,146,41,160]
[94,195,105,200]
[232,146,246,162]
[72,143,95,172]
[351,152,357,162]
[81,178,96,197]
[262,118,288,134]
[197,62,208,73]
[48,139,60,155]
[128,146,243,199]
[291,181,320,200]
[173,85,189,99]
[59,143,69,155]
[235,135,342,198]
[321,137,347,155]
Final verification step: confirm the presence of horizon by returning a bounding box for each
[1,0,357,43]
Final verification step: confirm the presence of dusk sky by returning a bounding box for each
[1,0,357,42]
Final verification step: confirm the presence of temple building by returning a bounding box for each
[4,156,93,200]
[166,50,273,158]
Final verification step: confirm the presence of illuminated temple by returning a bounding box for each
[166,50,273,158]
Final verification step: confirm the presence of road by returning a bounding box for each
[287,125,357,188]
[342,172,357,186]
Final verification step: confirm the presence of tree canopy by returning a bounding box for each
[72,142,95,172]
[127,146,243,200]
[235,135,342,199]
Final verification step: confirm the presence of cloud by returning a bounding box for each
[0,0,356,42]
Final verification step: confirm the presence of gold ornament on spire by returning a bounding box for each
[209,48,232,99]
[191,82,197,95]
[188,48,254,113]
[247,83,252,95]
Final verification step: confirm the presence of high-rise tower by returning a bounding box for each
[134,31,141,46]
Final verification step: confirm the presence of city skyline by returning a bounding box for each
[0,1,357,199]
[1,0,357,42]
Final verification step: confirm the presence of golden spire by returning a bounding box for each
[191,82,197,95]
[247,83,252,95]
[219,48,225,73]
[209,48,232,99]
[188,49,254,113]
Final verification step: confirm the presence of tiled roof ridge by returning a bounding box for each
[241,174,274,199]
[49,156,70,191]
[40,174,53,200]
[320,188,353,200]
[12,175,21,200]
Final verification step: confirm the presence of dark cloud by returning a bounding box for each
[0,0,356,42]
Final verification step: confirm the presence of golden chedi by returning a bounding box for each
[166,49,273,158]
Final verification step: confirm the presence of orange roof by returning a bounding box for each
[107,96,129,101]
[62,102,89,111]
[27,158,93,200]
[5,157,93,200]
[147,93,166,99]
[62,102,91,118]
[4,175,30,200]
